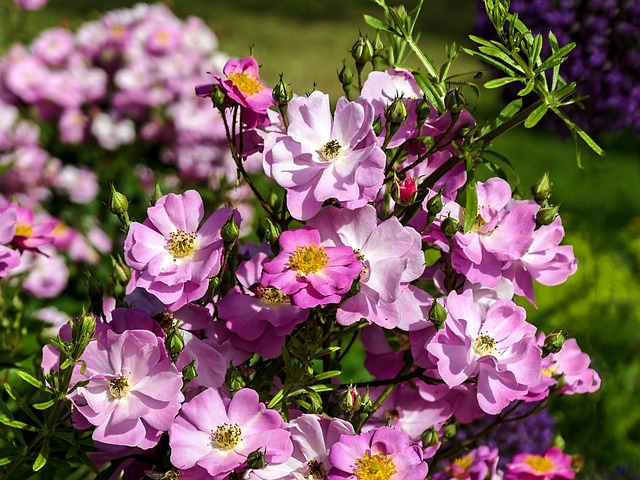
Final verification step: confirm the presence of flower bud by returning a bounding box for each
[211,84,228,111]
[166,328,185,361]
[543,331,566,357]
[360,387,373,413]
[427,191,443,215]
[181,359,198,386]
[265,218,281,245]
[385,97,408,126]
[225,362,246,392]
[346,277,361,298]
[391,176,418,206]
[443,423,457,440]
[111,255,131,286]
[108,184,129,217]
[371,33,386,71]
[536,204,560,226]
[441,216,461,238]
[85,272,104,316]
[421,427,439,448]
[221,214,240,244]
[337,60,354,86]
[445,87,466,113]
[247,449,267,469]
[72,311,96,347]
[429,299,447,329]
[351,34,374,67]
[372,116,383,136]
[531,172,552,203]
[272,74,293,107]
[339,385,362,414]
[416,98,432,126]
[149,179,163,206]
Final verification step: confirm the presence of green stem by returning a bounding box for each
[478,97,546,146]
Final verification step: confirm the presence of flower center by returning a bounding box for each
[108,376,131,398]
[320,139,342,160]
[306,459,328,479]
[542,364,558,377]
[211,423,242,450]
[15,223,33,238]
[167,230,197,259]
[524,455,556,473]
[288,244,328,275]
[473,334,497,357]
[353,452,397,480]
[452,453,474,472]
[385,409,400,423]
[255,285,289,304]
[227,72,263,96]
[153,311,175,333]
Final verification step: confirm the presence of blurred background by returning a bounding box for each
[2,0,639,477]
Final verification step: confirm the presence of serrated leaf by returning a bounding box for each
[33,437,50,471]
[483,77,522,89]
[462,181,478,233]
[17,371,46,391]
[524,103,549,128]
[33,399,56,411]
[363,14,397,34]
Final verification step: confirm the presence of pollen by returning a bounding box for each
[108,376,131,398]
[211,423,242,450]
[255,285,289,304]
[353,452,397,480]
[288,244,329,275]
[306,459,328,479]
[524,454,556,473]
[166,230,197,259]
[320,139,342,160]
[14,223,33,238]
[227,72,264,96]
[542,364,558,377]
[452,453,474,471]
[473,333,497,357]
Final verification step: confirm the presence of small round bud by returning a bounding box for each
[443,423,457,440]
[71,311,97,355]
[346,277,361,297]
[351,34,374,67]
[339,385,362,414]
[149,180,163,206]
[247,449,267,470]
[372,116,383,136]
[221,214,240,244]
[531,172,552,203]
[444,87,466,113]
[391,176,418,206]
[421,427,439,448]
[360,387,373,413]
[427,191,443,215]
[371,33,386,71]
[225,363,246,392]
[111,255,131,286]
[166,328,185,360]
[108,184,129,217]
[265,218,281,246]
[211,85,228,110]
[441,216,461,238]
[416,98,432,126]
[543,331,566,357]
[181,359,198,385]
[429,299,447,329]
[536,204,560,226]
[272,74,293,106]
[385,97,408,125]
[337,61,354,86]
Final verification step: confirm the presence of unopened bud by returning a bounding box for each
[443,423,457,440]
[360,387,373,413]
[371,33,386,71]
[108,184,129,217]
[272,74,293,106]
[445,87,465,113]
[531,172,552,203]
[346,277,361,297]
[221,214,240,243]
[71,311,96,358]
[211,85,228,111]
[536,204,560,226]
[429,299,447,329]
[166,328,185,361]
[85,272,103,316]
[340,385,362,414]
[427,191,443,215]
[150,179,163,206]
[385,97,408,126]
[111,255,131,285]
[351,34,374,67]
[421,427,439,448]
[337,60,354,86]
[416,98,432,126]
[441,216,461,238]
[543,331,566,357]
[247,449,267,469]
[391,176,418,206]
[225,362,246,392]
[265,218,281,245]
[372,116,383,136]
[181,359,198,386]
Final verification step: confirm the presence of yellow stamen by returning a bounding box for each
[288,244,328,275]
[166,230,197,259]
[306,459,328,479]
[227,72,263,96]
[211,423,242,450]
[15,223,33,238]
[320,139,342,160]
[108,376,130,398]
[353,452,396,480]
[473,334,497,357]
[255,286,289,304]
[524,454,556,473]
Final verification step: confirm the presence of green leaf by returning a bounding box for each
[463,48,518,77]
[0,414,37,431]
[551,107,605,158]
[536,42,575,75]
[477,45,522,72]
[517,79,536,97]
[268,389,285,409]
[0,457,13,466]
[17,371,47,391]
[462,180,478,233]
[3,383,41,426]
[313,370,341,382]
[412,71,445,112]
[33,399,56,411]
[530,33,543,67]
[524,103,549,128]
[486,98,523,132]
[33,437,50,471]
[548,32,561,91]
[363,15,397,34]
[483,77,522,89]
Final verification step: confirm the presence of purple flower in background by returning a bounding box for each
[432,445,500,480]
[12,0,48,10]
[505,446,575,480]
